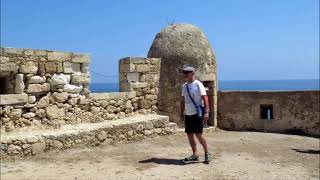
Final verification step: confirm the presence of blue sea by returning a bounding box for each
[90,79,320,93]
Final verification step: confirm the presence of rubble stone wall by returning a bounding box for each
[0,48,161,133]
[218,90,320,137]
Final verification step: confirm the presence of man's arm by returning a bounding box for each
[181,97,185,121]
[202,95,210,122]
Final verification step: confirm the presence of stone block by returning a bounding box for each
[52,140,63,149]
[52,92,69,103]
[23,49,34,55]
[0,56,10,63]
[28,95,36,103]
[138,100,152,109]
[38,62,45,74]
[9,109,22,120]
[22,112,36,119]
[34,50,47,56]
[67,97,78,106]
[28,76,46,84]
[15,74,25,94]
[78,97,90,105]
[37,96,50,108]
[71,53,90,63]
[63,62,81,73]
[4,48,23,54]
[81,63,89,73]
[71,73,90,84]
[46,105,65,120]
[7,145,21,155]
[135,64,150,72]
[126,91,137,99]
[119,63,135,72]
[0,93,28,105]
[56,62,63,73]
[19,61,38,74]
[120,57,147,64]
[50,73,70,86]
[31,142,46,155]
[0,62,19,73]
[131,82,148,89]
[26,83,50,94]
[119,82,131,92]
[45,62,57,73]
[63,84,83,93]
[48,51,71,61]
[145,94,157,101]
[126,73,140,82]
[90,92,136,101]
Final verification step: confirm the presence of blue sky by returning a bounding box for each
[1,0,319,83]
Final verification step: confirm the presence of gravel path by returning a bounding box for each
[1,130,319,180]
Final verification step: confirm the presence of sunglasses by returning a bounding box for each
[182,71,193,75]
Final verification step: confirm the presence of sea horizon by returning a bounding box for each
[89,79,320,93]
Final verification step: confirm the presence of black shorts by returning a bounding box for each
[185,114,203,134]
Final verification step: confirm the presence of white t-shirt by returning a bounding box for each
[181,80,207,116]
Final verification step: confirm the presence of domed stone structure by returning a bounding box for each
[147,23,217,126]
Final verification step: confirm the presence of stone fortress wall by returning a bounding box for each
[1,24,319,158]
[0,48,89,131]
[0,48,162,133]
[0,47,176,158]
[218,91,320,137]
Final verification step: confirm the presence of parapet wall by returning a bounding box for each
[119,57,161,111]
[217,90,320,136]
[0,48,160,133]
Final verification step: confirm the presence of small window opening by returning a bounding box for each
[260,104,273,120]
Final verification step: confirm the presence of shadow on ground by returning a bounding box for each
[139,158,201,165]
[292,148,320,154]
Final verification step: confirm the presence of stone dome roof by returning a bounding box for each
[147,23,216,74]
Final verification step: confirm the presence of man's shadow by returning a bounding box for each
[139,158,201,165]
[292,148,320,154]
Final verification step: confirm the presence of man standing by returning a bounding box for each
[181,66,212,164]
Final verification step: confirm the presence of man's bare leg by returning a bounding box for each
[195,133,212,163]
[187,133,197,155]
[195,133,208,153]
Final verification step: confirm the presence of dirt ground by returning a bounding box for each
[1,130,319,180]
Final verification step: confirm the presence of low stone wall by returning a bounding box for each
[217,90,320,136]
[0,114,176,159]
[0,48,161,133]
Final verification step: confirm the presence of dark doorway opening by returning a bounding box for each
[0,76,15,94]
[203,81,215,126]
[0,77,8,94]
[260,104,273,120]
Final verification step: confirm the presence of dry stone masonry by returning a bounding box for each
[217,91,320,137]
[2,23,318,159]
[119,57,161,112]
[0,47,175,158]
[1,114,176,158]
[148,24,218,126]
[0,48,91,132]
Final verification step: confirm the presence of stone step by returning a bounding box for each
[0,114,176,158]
